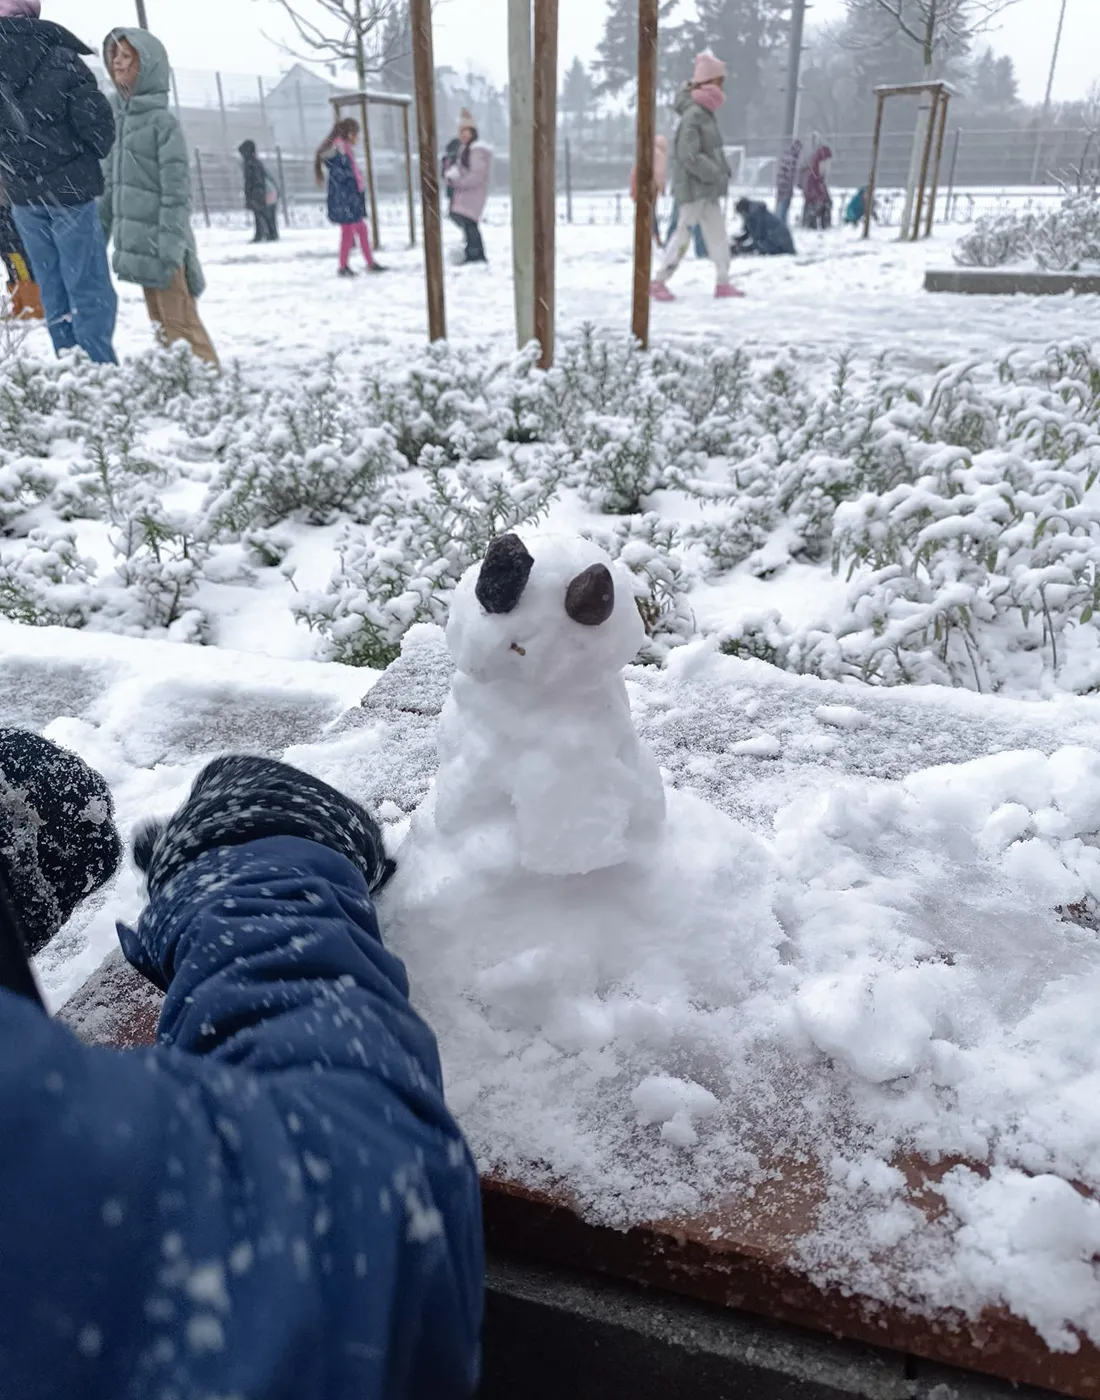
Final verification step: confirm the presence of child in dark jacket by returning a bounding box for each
[239,138,279,242]
[0,0,117,361]
[0,733,483,1400]
[733,197,795,256]
[315,117,385,277]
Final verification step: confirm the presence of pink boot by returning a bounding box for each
[650,280,675,302]
[715,283,746,299]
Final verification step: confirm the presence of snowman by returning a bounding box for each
[432,531,666,877]
[382,532,782,1057]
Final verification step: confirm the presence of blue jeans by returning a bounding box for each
[776,198,791,226]
[11,201,118,364]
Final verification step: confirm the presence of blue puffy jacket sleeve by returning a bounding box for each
[0,835,483,1400]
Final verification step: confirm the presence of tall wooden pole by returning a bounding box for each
[532,0,559,369]
[911,86,938,242]
[631,0,658,349]
[925,91,950,239]
[353,2,381,251]
[357,92,381,250]
[401,104,416,246]
[782,0,807,144]
[863,92,885,241]
[509,0,535,349]
[410,0,446,340]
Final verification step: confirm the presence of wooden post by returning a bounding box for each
[863,91,885,241]
[631,0,658,349]
[410,0,446,340]
[532,0,559,369]
[509,0,535,349]
[945,126,961,221]
[402,103,416,246]
[911,85,938,242]
[357,94,382,251]
[925,89,950,238]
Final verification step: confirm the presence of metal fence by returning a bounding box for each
[86,62,1091,230]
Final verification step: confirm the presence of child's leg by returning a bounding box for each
[338,224,355,269]
[353,220,375,268]
[697,202,732,286]
[144,270,219,368]
[654,201,698,284]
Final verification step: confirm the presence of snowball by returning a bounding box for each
[631,1075,720,1128]
[730,734,782,758]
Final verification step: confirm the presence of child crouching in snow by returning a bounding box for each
[316,119,386,279]
[101,28,218,366]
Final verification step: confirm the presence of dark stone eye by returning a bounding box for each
[475,534,535,614]
[565,564,614,626]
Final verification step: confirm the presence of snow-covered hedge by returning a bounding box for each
[955,192,1100,271]
[1,333,1097,694]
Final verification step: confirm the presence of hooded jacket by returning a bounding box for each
[669,86,730,206]
[803,144,833,206]
[239,139,275,213]
[0,17,115,206]
[100,27,205,296]
[442,143,492,223]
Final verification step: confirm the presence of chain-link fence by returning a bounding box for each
[87,60,1090,235]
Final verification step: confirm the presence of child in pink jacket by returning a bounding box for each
[442,109,492,265]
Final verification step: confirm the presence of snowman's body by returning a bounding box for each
[434,534,666,876]
[382,531,782,1081]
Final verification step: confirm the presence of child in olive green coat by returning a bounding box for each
[101,28,217,366]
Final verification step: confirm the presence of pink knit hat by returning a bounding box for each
[0,0,42,15]
[691,50,726,86]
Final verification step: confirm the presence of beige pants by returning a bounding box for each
[656,199,730,287]
[143,269,219,367]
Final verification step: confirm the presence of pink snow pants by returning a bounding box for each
[339,221,375,270]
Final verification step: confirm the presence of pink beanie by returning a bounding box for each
[691,50,726,86]
[0,0,42,15]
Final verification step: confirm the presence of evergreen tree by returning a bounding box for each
[677,0,790,138]
[970,47,1019,109]
[561,56,595,138]
[379,2,413,94]
[593,0,680,103]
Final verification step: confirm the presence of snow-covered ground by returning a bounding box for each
[98,217,1100,370]
[6,218,1100,1351]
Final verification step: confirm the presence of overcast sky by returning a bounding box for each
[48,0,1095,106]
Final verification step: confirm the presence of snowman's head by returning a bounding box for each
[447,532,646,690]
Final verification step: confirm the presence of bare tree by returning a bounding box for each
[849,0,1020,75]
[848,0,1019,235]
[267,0,408,89]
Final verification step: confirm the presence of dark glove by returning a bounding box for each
[0,728,122,973]
[133,755,396,902]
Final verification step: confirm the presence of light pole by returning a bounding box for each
[1031,0,1068,183]
[135,0,149,26]
[783,0,808,145]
